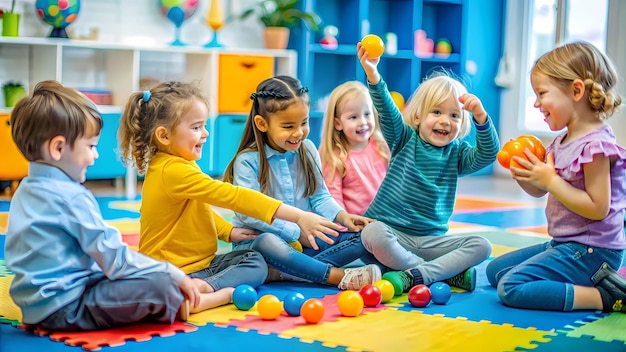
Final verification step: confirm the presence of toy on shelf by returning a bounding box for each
[497,135,546,170]
[204,0,223,48]
[35,0,81,39]
[385,32,397,55]
[159,0,199,46]
[319,25,338,50]
[414,29,434,58]
[361,34,384,59]
[435,38,452,58]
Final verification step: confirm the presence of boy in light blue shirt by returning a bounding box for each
[5,80,200,331]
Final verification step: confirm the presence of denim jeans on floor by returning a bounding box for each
[485,240,624,311]
[234,231,371,284]
[361,221,491,284]
[188,249,268,290]
[37,272,183,330]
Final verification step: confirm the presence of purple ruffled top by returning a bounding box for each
[545,124,626,249]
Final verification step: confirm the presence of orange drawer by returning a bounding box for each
[218,54,274,113]
[0,113,29,180]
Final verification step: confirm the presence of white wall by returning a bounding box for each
[0,0,262,47]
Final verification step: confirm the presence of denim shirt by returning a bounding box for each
[5,162,185,324]
[231,140,343,242]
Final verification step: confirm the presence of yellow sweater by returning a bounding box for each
[139,152,282,274]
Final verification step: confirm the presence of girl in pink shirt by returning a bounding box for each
[320,81,390,215]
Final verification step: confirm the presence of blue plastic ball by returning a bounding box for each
[430,282,452,305]
[283,292,306,316]
[232,284,257,311]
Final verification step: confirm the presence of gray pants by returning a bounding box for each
[37,271,183,331]
[361,221,491,284]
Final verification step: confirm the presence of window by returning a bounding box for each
[522,0,609,133]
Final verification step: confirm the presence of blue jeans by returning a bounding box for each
[233,231,373,284]
[188,249,268,290]
[361,221,492,284]
[37,272,183,330]
[486,240,624,311]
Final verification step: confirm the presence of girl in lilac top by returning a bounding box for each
[486,41,626,313]
[319,81,390,215]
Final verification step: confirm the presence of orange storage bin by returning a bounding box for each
[218,54,274,113]
[0,113,29,186]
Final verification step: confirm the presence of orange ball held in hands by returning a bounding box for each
[497,135,546,170]
[361,34,385,59]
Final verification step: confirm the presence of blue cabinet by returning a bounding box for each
[197,114,248,177]
[87,113,126,180]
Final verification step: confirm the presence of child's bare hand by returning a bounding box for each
[230,228,258,242]
[335,211,375,231]
[295,212,341,250]
[357,43,381,84]
[179,276,201,309]
[459,94,487,123]
[511,150,558,191]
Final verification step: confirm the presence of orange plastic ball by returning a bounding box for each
[256,294,283,320]
[337,290,364,317]
[373,279,395,303]
[301,298,325,324]
[361,34,385,59]
[497,135,546,170]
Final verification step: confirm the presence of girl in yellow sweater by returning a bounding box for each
[118,81,341,314]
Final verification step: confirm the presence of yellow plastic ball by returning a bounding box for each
[390,91,405,110]
[257,294,283,320]
[373,279,395,303]
[337,290,364,317]
[361,34,385,59]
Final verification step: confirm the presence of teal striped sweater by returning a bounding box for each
[364,79,500,237]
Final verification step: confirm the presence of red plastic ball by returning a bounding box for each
[408,284,431,308]
[359,284,382,307]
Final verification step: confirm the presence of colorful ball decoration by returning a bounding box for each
[35,0,81,38]
[159,0,200,45]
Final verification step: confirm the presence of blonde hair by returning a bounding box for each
[118,81,208,175]
[11,80,102,161]
[404,72,472,139]
[319,81,389,183]
[223,76,319,197]
[532,41,622,120]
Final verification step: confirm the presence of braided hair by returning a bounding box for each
[223,76,318,197]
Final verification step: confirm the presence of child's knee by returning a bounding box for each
[361,222,389,247]
[470,236,492,260]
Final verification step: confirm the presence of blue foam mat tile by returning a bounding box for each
[394,263,600,332]
[513,332,626,352]
[256,281,340,300]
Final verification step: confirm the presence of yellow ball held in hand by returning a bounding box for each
[361,34,385,59]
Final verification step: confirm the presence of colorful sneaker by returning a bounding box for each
[382,271,413,294]
[176,299,190,321]
[338,264,382,290]
[444,267,476,292]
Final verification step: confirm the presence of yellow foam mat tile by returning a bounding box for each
[0,275,21,322]
[188,303,255,326]
[279,309,553,352]
[0,212,7,233]
[108,201,141,212]
[104,219,140,234]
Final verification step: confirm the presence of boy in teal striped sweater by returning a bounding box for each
[357,43,500,292]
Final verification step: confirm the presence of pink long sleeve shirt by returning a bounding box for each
[322,138,389,215]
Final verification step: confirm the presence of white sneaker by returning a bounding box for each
[338,264,382,290]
